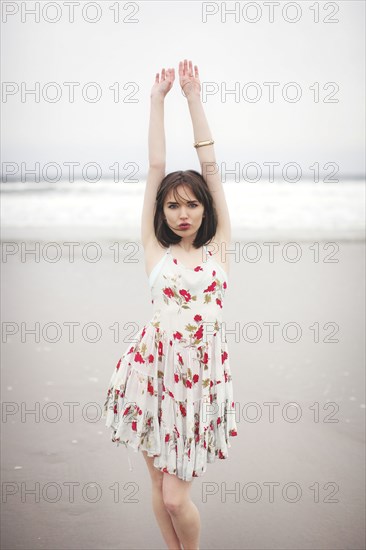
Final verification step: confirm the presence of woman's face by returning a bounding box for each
[163,184,205,237]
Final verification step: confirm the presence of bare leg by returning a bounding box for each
[162,472,201,550]
[142,451,182,550]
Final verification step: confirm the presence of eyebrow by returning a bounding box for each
[167,200,198,205]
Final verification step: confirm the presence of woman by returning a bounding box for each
[103,59,238,550]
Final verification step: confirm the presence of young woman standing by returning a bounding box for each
[104,59,238,550]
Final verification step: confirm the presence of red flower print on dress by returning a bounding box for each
[194,314,202,323]
[163,287,174,299]
[194,266,203,272]
[221,351,228,364]
[186,379,192,388]
[216,298,222,309]
[180,403,187,417]
[173,331,183,340]
[193,374,199,384]
[147,380,154,396]
[194,325,203,340]
[174,373,179,383]
[179,289,191,302]
[148,354,154,363]
[223,281,227,289]
[204,281,217,293]
[134,351,145,364]
[123,406,131,417]
[132,421,137,431]
[165,433,170,442]
[116,358,121,371]
[177,352,183,366]
[158,341,163,357]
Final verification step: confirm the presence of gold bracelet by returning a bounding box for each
[193,139,214,148]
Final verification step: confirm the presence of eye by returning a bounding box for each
[168,203,198,209]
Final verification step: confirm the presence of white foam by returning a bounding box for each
[1,180,364,240]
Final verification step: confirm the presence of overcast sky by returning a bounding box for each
[2,0,365,181]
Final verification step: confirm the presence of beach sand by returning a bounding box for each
[1,238,365,550]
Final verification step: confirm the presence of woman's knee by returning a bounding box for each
[163,495,187,515]
[162,478,191,515]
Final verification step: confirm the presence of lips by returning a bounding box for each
[179,224,190,228]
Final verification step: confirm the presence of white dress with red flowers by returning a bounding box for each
[102,244,238,482]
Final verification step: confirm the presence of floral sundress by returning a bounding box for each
[102,244,238,482]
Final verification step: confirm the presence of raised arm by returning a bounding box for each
[179,59,232,245]
[141,68,175,249]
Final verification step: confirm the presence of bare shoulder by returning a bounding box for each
[142,235,168,278]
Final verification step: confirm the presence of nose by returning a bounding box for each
[179,207,189,219]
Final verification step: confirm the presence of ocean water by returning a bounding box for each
[1,180,365,241]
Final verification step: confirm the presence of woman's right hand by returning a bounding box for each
[150,67,175,99]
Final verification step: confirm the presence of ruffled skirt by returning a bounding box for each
[102,320,238,482]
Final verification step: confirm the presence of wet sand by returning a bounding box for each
[1,239,365,550]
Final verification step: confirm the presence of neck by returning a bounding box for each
[176,241,196,253]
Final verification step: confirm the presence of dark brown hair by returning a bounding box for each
[153,170,218,248]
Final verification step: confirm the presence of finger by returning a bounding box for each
[189,60,193,75]
[194,65,199,77]
[155,72,159,83]
[184,59,188,75]
[178,61,183,77]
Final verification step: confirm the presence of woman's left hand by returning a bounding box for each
[179,59,201,99]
